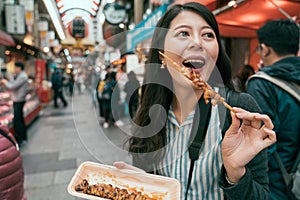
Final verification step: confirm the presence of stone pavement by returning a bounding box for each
[20,91,132,200]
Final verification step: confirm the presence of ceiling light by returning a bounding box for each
[119,23,125,29]
[128,23,135,30]
[42,0,66,40]
[43,46,50,53]
[228,0,237,8]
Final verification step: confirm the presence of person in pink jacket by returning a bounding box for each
[0,125,26,200]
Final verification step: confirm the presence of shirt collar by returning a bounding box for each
[168,106,195,127]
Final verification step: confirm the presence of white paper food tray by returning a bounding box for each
[68,161,181,200]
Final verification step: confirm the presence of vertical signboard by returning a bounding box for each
[19,0,34,32]
[5,4,26,35]
[35,59,45,92]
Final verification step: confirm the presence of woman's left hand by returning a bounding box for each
[221,107,276,182]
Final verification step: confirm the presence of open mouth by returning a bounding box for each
[182,59,205,69]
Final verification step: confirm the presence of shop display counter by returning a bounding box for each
[0,90,42,134]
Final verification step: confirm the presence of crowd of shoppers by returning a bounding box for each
[95,64,141,128]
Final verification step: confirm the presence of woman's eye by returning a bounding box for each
[176,31,190,37]
[203,32,215,39]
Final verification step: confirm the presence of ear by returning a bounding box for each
[261,43,270,57]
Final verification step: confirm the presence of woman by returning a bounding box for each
[232,64,255,92]
[115,2,276,199]
[101,72,117,128]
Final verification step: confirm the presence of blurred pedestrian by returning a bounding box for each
[68,73,75,96]
[51,68,68,108]
[232,64,255,92]
[96,73,107,122]
[76,72,85,94]
[89,69,98,106]
[96,65,112,122]
[114,64,128,127]
[247,19,300,200]
[0,61,28,146]
[124,71,140,118]
[101,72,117,128]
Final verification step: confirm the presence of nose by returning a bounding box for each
[188,36,203,50]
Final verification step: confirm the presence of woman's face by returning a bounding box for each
[163,10,219,89]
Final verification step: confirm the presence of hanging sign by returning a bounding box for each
[35,59,46,91]
[68,17,88,39]
[5,4,26,35]
[103,3,126,25]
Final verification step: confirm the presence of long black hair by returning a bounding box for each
[128,2,233,172]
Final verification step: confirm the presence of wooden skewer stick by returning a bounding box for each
[223,101,234,112]
[158,51,234,112]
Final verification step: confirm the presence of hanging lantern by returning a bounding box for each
[68,17,88,39]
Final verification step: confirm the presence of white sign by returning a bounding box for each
[103,3,126,25]
[126,54,139,73]
[5,5,26,35]
[38,21,49,31]
[19,0,34,11]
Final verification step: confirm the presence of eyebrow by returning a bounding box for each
[173,24,213,31]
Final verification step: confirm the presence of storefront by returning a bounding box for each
[0,31,43,133]
[212,0,300,72]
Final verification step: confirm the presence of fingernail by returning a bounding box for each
[263,127,272,131]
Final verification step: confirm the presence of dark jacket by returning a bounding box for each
[101,79,117,110]
[247,56,300,200]
[133,90,271,200]
[0,126,26,200]
[51,71,63,90]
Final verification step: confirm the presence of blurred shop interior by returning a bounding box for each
[0,0,299,131]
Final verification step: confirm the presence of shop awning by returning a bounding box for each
[214,0,300,38]
[0,29,15,46]
[159,0,300,38]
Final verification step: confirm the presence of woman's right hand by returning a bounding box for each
[113,161,145,173]
[221,107,276,182]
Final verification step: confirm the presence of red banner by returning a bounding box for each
[35,59,48,102]
[35,59,45,90]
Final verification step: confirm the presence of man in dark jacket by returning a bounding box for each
[247,19,300,200]
[51,68,68,108]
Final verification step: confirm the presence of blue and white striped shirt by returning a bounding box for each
[156,104,224,200]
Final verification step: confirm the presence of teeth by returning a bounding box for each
[183,59,204,64]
